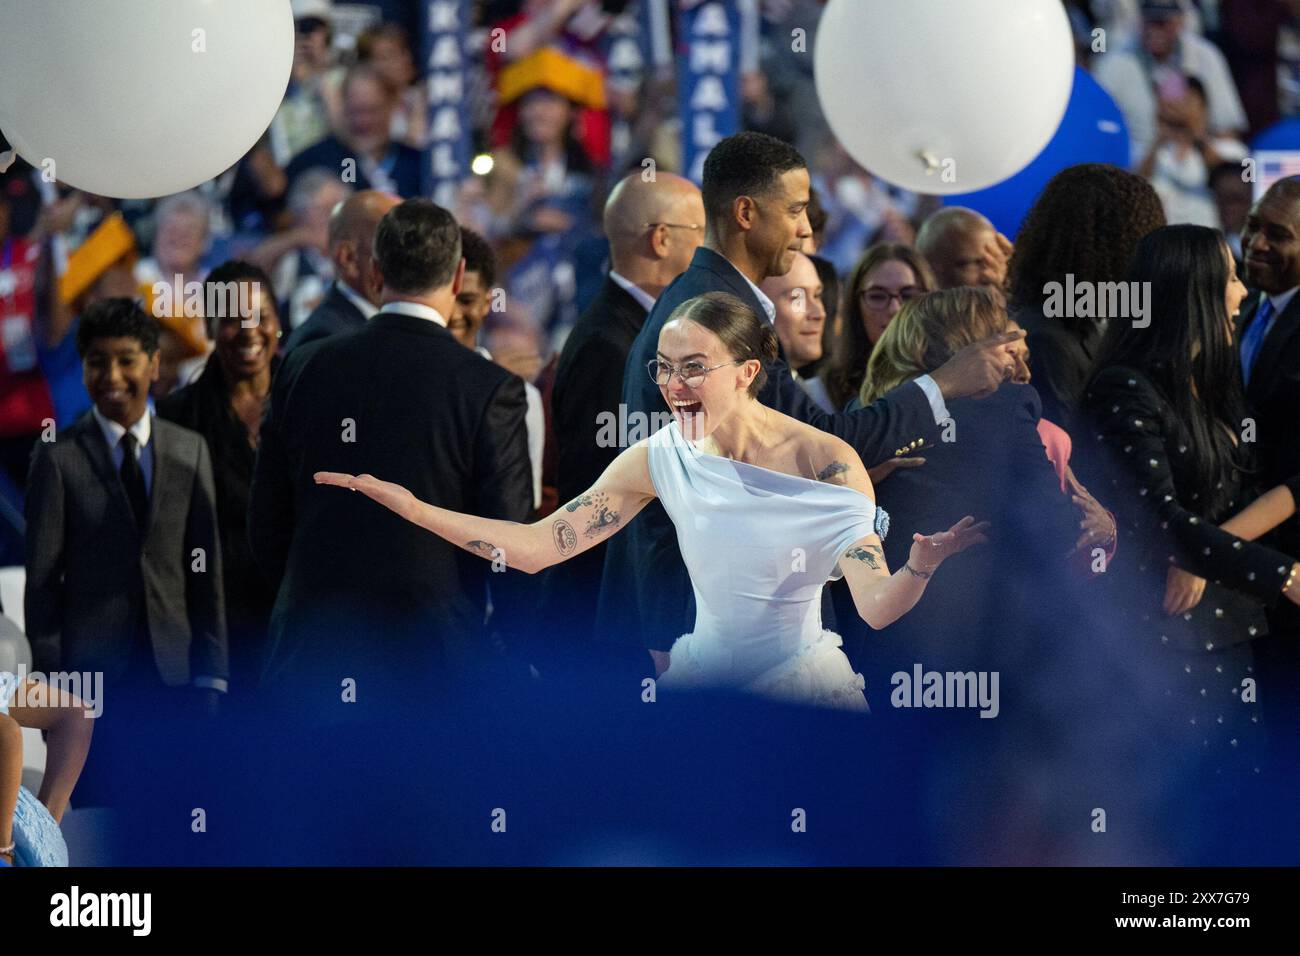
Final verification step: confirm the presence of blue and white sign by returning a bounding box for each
[421,0,471,207]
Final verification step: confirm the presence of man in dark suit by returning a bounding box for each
[542,172,704,661]
[1238,176,1300,740]
[25,299,227,804]
[281,190,400,357]
[249,199,534,711]
[599,131,1025,665]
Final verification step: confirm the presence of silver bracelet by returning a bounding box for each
[0,841,14,855]
[903,562,933,580]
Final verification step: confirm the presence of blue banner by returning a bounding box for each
[421,0,471,207]
[678,0,742,184]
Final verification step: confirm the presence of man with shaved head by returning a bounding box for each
[281,189,401,356]
[542,171,705,662]
[916,206,1012,291]
[1237,175,1300,742]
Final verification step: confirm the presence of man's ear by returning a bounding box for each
[148,348,161,382]
[734,195,757,232]
[451,257,466,297]
[649,223,671,259]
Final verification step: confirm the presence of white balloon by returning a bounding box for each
[0,0,293,199]
[814,0,1075,194]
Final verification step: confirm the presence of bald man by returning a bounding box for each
[281,189,401,356]
[542,171,705,662]
[916,206,1012,291]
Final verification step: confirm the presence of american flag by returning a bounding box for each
[1255,151,1300,201]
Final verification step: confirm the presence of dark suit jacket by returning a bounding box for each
[282,283,367,359]
[23,411,227,686]
[597,246,939,652]
[248,311,534,703]
[864,384,1082,699]
[157,354,283,697]
[1013,302,1104,439]
[542,274,649,648]
[285,135,422,198]
[1237,290,1300,634]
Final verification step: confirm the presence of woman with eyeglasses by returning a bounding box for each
[316,292,986,710]
[822,243,935,411]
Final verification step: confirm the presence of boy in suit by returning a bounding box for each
[24,299,227,805]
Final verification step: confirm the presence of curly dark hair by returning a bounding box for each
[1008,163,1165,326]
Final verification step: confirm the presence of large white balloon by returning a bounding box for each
[0,0,293,199]
[814,0,1075,195]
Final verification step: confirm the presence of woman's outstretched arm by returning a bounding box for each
[821,439,987,630]
[316,440,657,575]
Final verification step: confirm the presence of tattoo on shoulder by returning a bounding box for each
[467,540,498,560]
[817,460,850,484]
[552,519,578,555]
[844,544,883,569]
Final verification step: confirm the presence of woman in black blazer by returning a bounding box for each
[1078,225,1300,778]
[157,261,284,710]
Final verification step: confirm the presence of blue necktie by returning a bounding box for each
[1241,297,1274,388]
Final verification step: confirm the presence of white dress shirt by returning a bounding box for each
[92,405,153,495]
[338,279,380,321]
[376,300,447,327]
[608,270,657,313]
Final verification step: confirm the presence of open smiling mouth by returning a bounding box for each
[672,399,703,416]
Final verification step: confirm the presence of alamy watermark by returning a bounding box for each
[596,404,674,448]
[1042,275,1151,328]
[890,663,999,718]
[8,665,103,718]
[152,274,262,328]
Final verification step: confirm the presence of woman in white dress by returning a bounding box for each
[316,292,986,709]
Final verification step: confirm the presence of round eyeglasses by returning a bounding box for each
[647,358,744,389]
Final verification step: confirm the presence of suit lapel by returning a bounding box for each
[74,414,140,535]
[1248,292,1300,393]
[145,419,172,539]
[691,248,770,324]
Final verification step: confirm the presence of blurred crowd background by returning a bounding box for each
[4,0,1299,528]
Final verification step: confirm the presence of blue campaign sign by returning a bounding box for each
[678,0,742,185]
[422,0,471,206]
[944,67,1130,239]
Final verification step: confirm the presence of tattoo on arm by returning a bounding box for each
[563,491,622,539]
[467,540,499,560]
[817,461,850,484]
[844,544,883,570]
[552,519,578,555]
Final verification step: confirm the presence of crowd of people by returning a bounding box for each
[2,0,1300,865]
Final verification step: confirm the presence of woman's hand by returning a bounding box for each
[867,456,925,486]
[315,472,419,523]
[908,516,989,573]
[1163,565,1206,616]
[1066,468,1116,552]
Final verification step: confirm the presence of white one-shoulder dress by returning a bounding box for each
[646,422,888,711]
